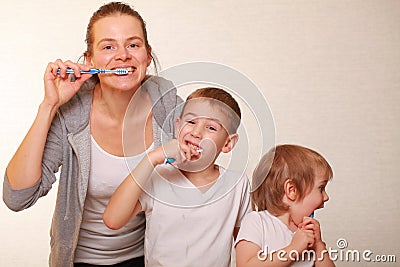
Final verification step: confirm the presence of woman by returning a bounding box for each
[3,2,182,267]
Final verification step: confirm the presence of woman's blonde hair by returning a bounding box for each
[251,144,333,216]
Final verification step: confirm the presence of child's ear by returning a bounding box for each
[284,179,298,201]
[221,133,239,153]
[174,117,181,139]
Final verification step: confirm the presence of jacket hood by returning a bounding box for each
[58,75,182,136]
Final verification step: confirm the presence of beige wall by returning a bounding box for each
[1,1,399,266]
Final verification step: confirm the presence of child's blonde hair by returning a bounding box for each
[251,144,333,215]
[183,87,241,134]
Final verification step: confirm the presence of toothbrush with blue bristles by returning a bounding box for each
[57,67,133,75]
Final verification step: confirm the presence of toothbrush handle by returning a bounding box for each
[57,68,99,75]
[164,158,176,164]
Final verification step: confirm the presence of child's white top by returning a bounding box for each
[139,164,251,267]
[235,210,315,267]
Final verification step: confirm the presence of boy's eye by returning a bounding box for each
[186,120,195,124]
[207,126,217,131]
[104,45,113,50]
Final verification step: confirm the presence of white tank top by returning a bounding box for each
[74,136,154,265]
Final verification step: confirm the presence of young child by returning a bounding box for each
[104,87,251,267]
[235,144,335,267]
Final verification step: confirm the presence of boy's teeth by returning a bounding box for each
[189,143,201,151]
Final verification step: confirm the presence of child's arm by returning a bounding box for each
[314,241,335,267]
[300,217,335,267]
[103,139,191,230]
[235,229,315,267]
[103,147,164,230]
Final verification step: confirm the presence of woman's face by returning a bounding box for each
[87,14,152,91]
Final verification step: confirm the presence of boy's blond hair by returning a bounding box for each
[251,144,333,215]
[183,87,241,134]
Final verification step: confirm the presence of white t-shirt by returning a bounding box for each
[74,137,153,264]
[139,164,251,267]
[235,210,315,267]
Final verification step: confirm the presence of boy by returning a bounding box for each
[235,144,335,267]
[104,87,251,267]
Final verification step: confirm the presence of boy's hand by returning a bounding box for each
[299,217,334,266]
[299,217,324,249]
[149,139,194,167]
[164,139,190,164]
[289,228,315,253]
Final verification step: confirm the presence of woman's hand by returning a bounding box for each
[43,59,92,109]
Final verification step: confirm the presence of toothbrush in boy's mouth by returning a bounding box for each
[188,143,203,153]
[164,147,203,165]
[57,67,135,75]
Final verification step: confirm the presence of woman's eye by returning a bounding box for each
[129,43,138,48]
[104,45,113,50]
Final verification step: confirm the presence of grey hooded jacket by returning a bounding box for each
[3,76,183,266]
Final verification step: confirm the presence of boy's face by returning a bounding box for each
[291,168,330,225]
[175,98,237,170]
